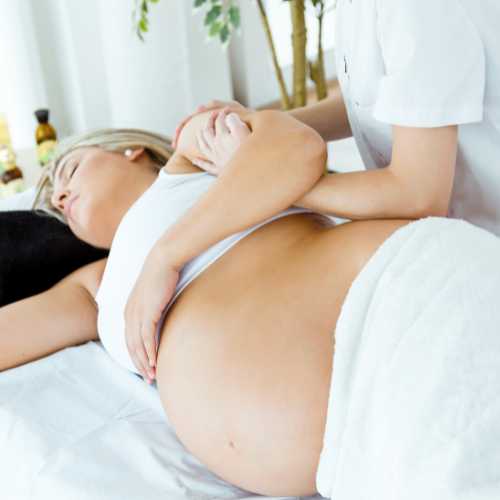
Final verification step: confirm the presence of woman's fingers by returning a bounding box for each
[126,323,153,382]
[195,130,219,174]
[226,112,251,140]
[196,130,212,156]
[174,99,247,148]
[124,303,156,382]
[215,110,230,136]
[207,111,219,137]
[203,117,216,156]
[142,319,157,370]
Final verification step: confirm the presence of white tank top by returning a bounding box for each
[95,169,313,374]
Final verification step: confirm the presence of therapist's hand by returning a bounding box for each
[173,99,250,149]
[193,109,251,175]
[124,245,180,384]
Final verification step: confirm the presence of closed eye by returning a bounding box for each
[69,163,79,178]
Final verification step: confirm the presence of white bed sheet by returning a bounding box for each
[0,340,322,500]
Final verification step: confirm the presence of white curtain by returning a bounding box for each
[0,1,47,149]
[0,0,233,150]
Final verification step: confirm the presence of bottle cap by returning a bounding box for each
[34,109,50,124]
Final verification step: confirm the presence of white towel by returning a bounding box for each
[316,217,500,499]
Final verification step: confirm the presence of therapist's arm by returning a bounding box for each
[295,124,458,219]
[156,109,327,269]
[173,80,352,147]
[289,80,353,142]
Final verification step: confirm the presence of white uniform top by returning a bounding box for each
[335,0,500,236]
[95,170,312,375]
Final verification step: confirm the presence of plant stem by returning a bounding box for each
[309,0,327,101]
[255,0,291,110]
[290,0,307,108]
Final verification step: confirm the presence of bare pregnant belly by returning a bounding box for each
[155,214,409,497]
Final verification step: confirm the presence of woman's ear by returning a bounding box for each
[124,147,145,162]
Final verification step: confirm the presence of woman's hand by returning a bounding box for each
[124,245,180,384]
[193,109,251,175]
[173,99,250,149]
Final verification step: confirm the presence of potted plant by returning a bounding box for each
[133,0,336,109]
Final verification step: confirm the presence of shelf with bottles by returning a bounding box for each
[0,109,59,200]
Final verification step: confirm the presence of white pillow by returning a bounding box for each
[0,187,37,212]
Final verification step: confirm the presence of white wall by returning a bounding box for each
[0,1,47,149]
[0,0,233,149]
[1,0,364,175]
[96,0,233,134]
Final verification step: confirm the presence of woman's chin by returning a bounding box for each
[68,220,108,250]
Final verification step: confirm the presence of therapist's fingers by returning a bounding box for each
[196,100,224,113]
[198,100,244,114]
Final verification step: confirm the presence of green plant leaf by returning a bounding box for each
[209,20,223,36]
[219,23,230,43]
[194,0,207,6]
[204,4,222,25]
[228,5,240,28]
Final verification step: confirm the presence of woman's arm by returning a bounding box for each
[124,109,326,376]
[294,124,458,219]
[157,109,327,269]
[0,258,106,372]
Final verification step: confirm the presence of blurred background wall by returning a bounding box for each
[0,0,363,172]
[0,0,233,148]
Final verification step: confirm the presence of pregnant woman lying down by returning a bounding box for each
[2,108,499,499]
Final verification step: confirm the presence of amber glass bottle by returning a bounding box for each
[34,109,57,166]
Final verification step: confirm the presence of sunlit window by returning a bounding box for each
[264,0,337,68]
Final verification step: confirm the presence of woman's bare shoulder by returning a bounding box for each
[62,258,108,300]
[161,151,204,175]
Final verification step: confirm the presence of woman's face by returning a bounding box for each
[51,146,157,249]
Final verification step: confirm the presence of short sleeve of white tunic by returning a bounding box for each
[373,0,486,127]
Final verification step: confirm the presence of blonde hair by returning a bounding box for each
[32,128,174,224]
